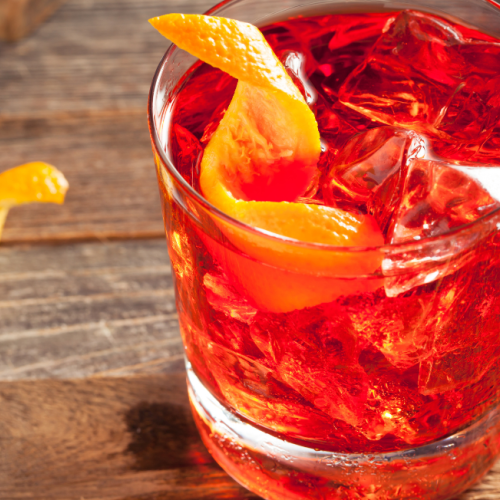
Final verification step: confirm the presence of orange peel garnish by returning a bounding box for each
[150,14,320,202]
[0,162,68,240]
[151,14,384,312]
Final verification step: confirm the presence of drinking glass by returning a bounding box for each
[148,1,500,498]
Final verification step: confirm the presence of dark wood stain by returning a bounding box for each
[125,401,213,471]
[0,374,260,499]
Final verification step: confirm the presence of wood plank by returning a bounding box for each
[0,0,214,243]
[0,114,166,243]
[0,373,495,499]
[0,239,185,379]
[0,0,213,118]
[0,374,259,499]
[0,0,66,42]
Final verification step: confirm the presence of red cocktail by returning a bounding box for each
[149,2,500,498]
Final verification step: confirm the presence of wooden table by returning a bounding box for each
[0,1,499,498]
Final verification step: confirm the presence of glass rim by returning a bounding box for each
[147,0,500,254]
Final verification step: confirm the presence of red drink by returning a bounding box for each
[150,4,500,499]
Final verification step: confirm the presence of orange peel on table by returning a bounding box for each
[150,14,384,312]
[0,162,69,240]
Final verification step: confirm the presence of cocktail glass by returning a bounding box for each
[148,1,500,498]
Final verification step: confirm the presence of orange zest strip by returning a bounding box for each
[150,14,320,203]
[0,162,68,240]
[149,14,304,100]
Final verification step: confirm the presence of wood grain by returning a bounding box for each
[0,0,214,243]
[0,0,66,42]
[0,374,260,499]
[0,113,166,243]
[0,0,213,118]
[0,239,186,379]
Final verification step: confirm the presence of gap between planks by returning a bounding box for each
[0,239,182,380]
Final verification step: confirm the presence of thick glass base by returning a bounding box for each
[187,365,500,500]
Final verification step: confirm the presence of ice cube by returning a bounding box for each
[321,126,424,233]
[445,359,500,432]
[317,13,397,100]
[382,158,500,295]
[168,226,209,336]
[421,76,500,164]
[250,304,368,427]
[315,97,374,166]
[390,159,499,243]
[195,316,343,441]
[264,17,338,74]
[419,345,500,396]
[171,124,203,187]
[204,272,257,323]
[343,288,432,370]
[282,51,317,107]
[202,271,264,358]
[200,101,229,144]
[173,65,236,138]
[359,348,425,443]
[209,357,339,443]
[276,352,368,428]
[448,124,500,164]
[339,10,500,160]
[249,303,358,363]
[417,256,500,395]
[476,122,500,163]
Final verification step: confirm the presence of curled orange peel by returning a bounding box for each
[0,162,68,240]
[150,14,320,202]
[151,14,384,312]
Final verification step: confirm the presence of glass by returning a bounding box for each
[148,1,500,498]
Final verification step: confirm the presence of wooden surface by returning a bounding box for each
[0,0,213,243]
[0,0,66,41]
[1,0,500,498]
[0,374,259,499]
[0,239,184,379]
[0,240,259,499]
